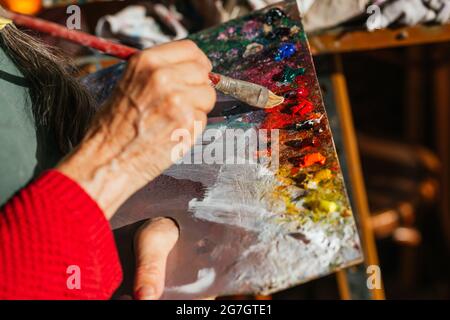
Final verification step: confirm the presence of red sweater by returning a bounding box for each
[0,170,122,299]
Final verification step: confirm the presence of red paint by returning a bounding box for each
[209,73,221,85]
[311,136,320,147]
[261,112,294,129]
[265,105,284,113]
[302,153,326,167]
[297,87,309,98]
[295,75,309,87]
[292,99,314,116]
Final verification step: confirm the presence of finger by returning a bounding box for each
[193,108,208,128]
[135,40,212,71]
[148,62,212,89]
[141,84,214,127]
[121,40,211,88]
[189,109,208,143]
[130,63,213,105]
[171,84,217,113]
[134,217,180,300]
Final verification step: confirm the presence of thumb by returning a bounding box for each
[133,217,179,300]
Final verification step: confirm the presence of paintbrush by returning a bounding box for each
[208,73,283,109]
[4,11,284,109]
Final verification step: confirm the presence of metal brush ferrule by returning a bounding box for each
[214,75,269,108]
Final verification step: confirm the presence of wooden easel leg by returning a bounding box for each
[330,54,385,300]
[336,270,351,300]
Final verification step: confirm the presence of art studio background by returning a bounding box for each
[1,0,449,300]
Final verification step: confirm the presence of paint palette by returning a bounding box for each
[83,0,362,299]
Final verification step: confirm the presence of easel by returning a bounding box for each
[310,23,450,300]
[315,54,384,300]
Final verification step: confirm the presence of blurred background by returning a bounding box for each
[1,0,449,299]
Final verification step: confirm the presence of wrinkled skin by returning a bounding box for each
[57,40,216,299]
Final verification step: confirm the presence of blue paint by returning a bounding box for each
[275,43,296,61]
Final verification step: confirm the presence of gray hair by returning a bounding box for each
[0,6,96,154]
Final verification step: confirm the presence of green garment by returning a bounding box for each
[0,46,61,206]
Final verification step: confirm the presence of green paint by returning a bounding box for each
[281,66,305,84]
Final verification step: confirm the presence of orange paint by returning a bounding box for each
[302,153,326,167]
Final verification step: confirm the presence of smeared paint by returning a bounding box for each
[166,268,216,294]
[188,160,359,294]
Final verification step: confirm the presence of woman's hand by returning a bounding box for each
[58,40,216,219]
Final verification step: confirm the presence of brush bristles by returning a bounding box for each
[266,91,285,108]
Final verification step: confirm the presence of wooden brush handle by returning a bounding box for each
[6,10,221,85]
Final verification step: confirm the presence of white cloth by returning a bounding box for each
[299,0,450,32]
[369,0,450,30]
[95,5,187,49]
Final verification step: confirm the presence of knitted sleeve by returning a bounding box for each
[0,170,122,299]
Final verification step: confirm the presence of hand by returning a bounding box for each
[57,40,216,219]
[133,218,179,300]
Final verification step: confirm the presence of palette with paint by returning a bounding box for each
[83,0,363,299]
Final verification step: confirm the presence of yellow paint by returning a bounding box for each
[314,169,332,182]
[318,200,338,213]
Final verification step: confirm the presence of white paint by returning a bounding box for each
[166,268,216,294]
[189,162,284,233]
